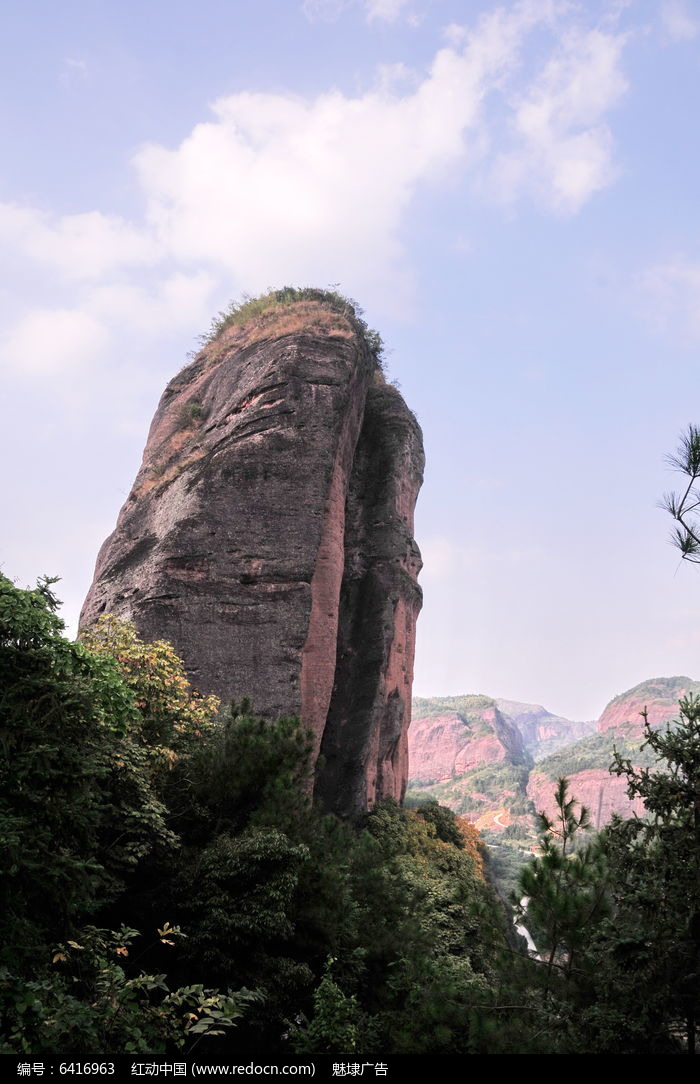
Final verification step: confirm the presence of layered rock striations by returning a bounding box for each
[81,296,424,818]
[407,679,700,834]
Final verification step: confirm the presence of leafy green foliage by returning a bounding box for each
[0,574,521,1056]
[326,800,505,1055]
[407,762,530,815]
[593,695,700,1052]
[0,575,173,961]
[178,399,207,428]
[0,925,259,1055]
[291,959,361,1054]
[81,614,221,776]
[412,694,496,720]
[486,703,700,1054]
[0,579,256,1053]
[516,779,609,980]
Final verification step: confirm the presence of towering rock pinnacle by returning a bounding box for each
[81,293,424,817]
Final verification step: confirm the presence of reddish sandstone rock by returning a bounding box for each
[80,296,424,818]
[408,698,529,785]
[527,768,645,828]
[596,676,700,736]
[495,698,595,755]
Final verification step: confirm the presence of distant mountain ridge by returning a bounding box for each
[409,676,698,834]
[494,698,595,760]
[596,676,700,734]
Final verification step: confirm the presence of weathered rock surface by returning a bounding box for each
[81,299,424,818]
[527,676,700,825]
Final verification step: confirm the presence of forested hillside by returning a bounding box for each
[3,573,700,1055]
[1,574,506,1057]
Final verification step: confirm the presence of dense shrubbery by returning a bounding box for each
[0,575,505,1056]
[486,703,700,1055]
[0,575,252,1054]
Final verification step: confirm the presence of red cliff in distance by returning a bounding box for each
[80,293,424,819]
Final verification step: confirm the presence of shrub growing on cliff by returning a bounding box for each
[200,286,385,367]
[177,399,207,428]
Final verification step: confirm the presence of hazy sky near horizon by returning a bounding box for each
[3,0,700,721]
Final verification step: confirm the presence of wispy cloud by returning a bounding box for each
[60,57,89,83]
[302,0,413,24]
[487,25,629,213]
[364,0,412,23]
[0,204,157,280]
[660,0,699,41]
[302,0,349,21]
[639,257,700,339]
[2,308,107,375]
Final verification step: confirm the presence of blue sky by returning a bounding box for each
[3,0,700,720]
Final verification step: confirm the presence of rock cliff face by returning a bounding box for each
[80,296,424,818]
[406,695,532,829]
[525,676,700,826]
[408,698,529,784]
[527,768,645,828]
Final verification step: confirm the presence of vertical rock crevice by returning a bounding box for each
[315,380,424,816]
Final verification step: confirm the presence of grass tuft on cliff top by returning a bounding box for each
[201,285,385,367]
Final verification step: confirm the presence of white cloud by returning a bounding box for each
[1,308,108,375]
[640,258,700,339]
[365,0,411,23]
[135,1,626,296]
[134,52,486,300]
[0,203,158,280]
[301,0,350,21]
[86,271,216,335]
[488,26,628,213]
[1,2,631,378]
[661,0,699,41]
